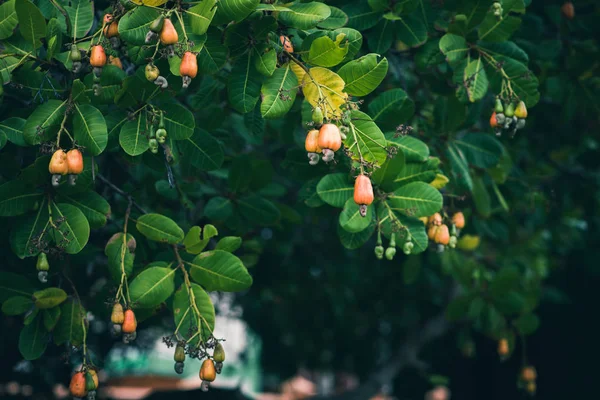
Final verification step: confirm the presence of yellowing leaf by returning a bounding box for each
[302,67,347,116]
[131,0,168,5]
[457,234,480,251]
[429,173,449,189]
[290,62,306,82]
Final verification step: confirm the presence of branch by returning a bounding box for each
[97,173,148,214]
[308,284,460,400]
[49,0,71,37]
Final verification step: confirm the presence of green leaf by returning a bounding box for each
[215,0,259,23]
[254,47,277,77]
[456,57,489,102]
[228,53,263,113]
[188,250,253,292]
[490,266,520,297]
[172,283,215,344]
[439,33,469,66]
[307,33,349,67]
[260,63,298,119]
[58,191,111,229]
[215,236,242,252]
[118,6,160,46]
[368,89,415,130]
[19,315,48,360]
[316,173,354,208]
[60,0,93,39]
[446,295,472,321]
[185,0,217,35]
[51,202,90,254]
[387,134,429,162]
[317,6,348,29]
[337,218,376,250]
[198,28,228,74]
[105,232,136,283]
[2,296,33,315]
[33,288,67,309]
[119,113,149,156]
[161,102,195,140]
[479,14,521,42]
[45,18,62,60]
[395,13,427,48]
[43,307,61,331]
[338,54,388,97]
[0,0,18,40]
[15,0,46,49]
[368,19,394,54]
[477,41,528,64]
[345,110,388,165]
[136,213,185,244]
[339,198,373,233]
[0,180,43,217]
[488,57,540,107]
[446,142,473,191]
[129,267,176,308]
[0,117,27,146]
[279,2,331,30]
[454,133,504,168]
[204,197,234,220]
[371,151,405,189]
[53,299,85,346]
[183,225,218,254]
[178,128,224,170]
[514,313,540,335]
[237,194,281,225]
[472,175,491,217]
[73,104,108,156]
[391,161,437,189]
[387,182,443,217]
[0,272,36,303]
[343,2,381,31]
[23,99,67,145]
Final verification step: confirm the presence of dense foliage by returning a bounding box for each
[0,0,598,398]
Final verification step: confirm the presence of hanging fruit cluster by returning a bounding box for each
[519,365,538,395]
[111,303,137,344]
[167,338,226,391]
[304,107,344,164]
[49,148,83,187]
[497,337,510,360]
[492,2,503,19]
[69,367,99,400]
[354,174,374,217]
[424,211,465,251]
[490,98,528,137]
[149,111,168,153]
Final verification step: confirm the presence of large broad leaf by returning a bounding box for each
[198,28,228,74]
[237,194,281,225]
[392,161,438,189]
[337,219,376,250]
[338,54,388,97]
[307,33,349,67]
[183,225,218,255]
[254,46,277,77]
[371,151,405,189]
[130,267,176,308]
[215,0,259,23]
[377,202,428,253]
[161,102,195,140]
[343,2,381,31]
[316,173,354,208]
[136,213,185,244]
[339,198,374,233]
[387,182,443,217]
[0,180,44,217]
[0,271,36,303]
[15,0,45,49]
[10,197,50,258]
[446,142,473,191]
[185,0,217,35]
[487,57,540,107]
[345,110,388,165]
[60,0,94,39]
[119,113,149,156]
[188,250,253,292]
[118,6,160,46]
[172,283,215,344]
[479,13,521,42]
[58,191,110,229]
[302,67,347,115]
[54,299,85,346]
[0,0,18,40]
[51,202,90,254]
[43,307,61,331]
[454,133,504,168]
[228,53,263,114]
[472,175,491,217]
[279,2,331,29]
[368,18,394,54]
[394,13,427,48]
[33,288,67,309]
[204,197,234,220]
[2,296,34,315]
[455,57,489,103]
[73,104,108,156]
[387,134,429,162]
[23,99,67,145]
[19,315,48,360]
[368,89,415,130]
[477,41,529,64]
[439,33,469,66]
[178,128,224,171]
[260,63,298,119]
[105,232,136,283]
[318,6,348,29]
[0,117,27,146]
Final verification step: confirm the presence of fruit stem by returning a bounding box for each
[174,11,189,51]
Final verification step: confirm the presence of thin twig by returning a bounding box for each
[97,174,148,214]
